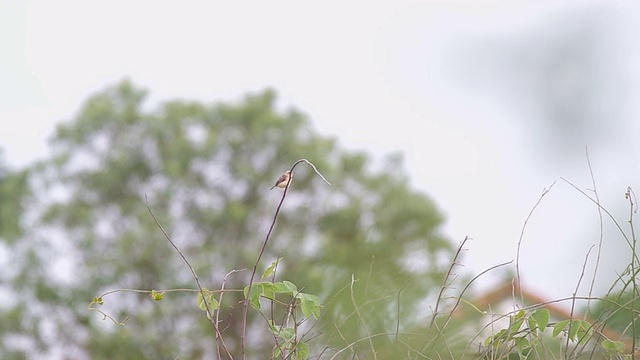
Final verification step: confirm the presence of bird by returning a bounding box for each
[270,170,292,190]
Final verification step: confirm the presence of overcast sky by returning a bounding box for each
[2,0,639,308]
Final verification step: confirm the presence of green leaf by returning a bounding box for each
[273,281,297,295]
[568,320,580,341]
[553,319,570,337]
[262,257,282,280]
[279,327,294,341]
[576,320,593,345]
[509,310,525,334]
[487,330,506,351]
[601,339,626,355]
[296,341,310,360]
[516,336,530,353]
[531,309,549,332]
[282,280,298,295]
[149,289,164,301]
[243,283,263,310]
[269,321,294,342]
[197,289,219,312]
[484,335,493,347]
[261,282,275,300]
[297,292,321,319]
[491,328,508,343]
[273,345,282,358]
[268,320,280,334]
[92,296,104,305]
[282,280,298,294]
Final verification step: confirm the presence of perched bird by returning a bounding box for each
[270,170,292,190]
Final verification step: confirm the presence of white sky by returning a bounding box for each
[2,0,639,309]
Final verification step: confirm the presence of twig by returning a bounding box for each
[87,287,242,327]
[331,323,356,359]
[280,287,309,360]
[349,274,377,360]
[395,280,409,341]
[445,260,513,327]
[585,148,604,314]
[87,303,129,326]
[625,186,637,359]
[562,177,638,264]
[626,186,638,214]
[328,332,399,360]
[292,158,332,186]
[566,245,595,359]
[516,181,556,304]
[269,258,280,346]
[240,159,331,359]
[445,260,513,359]
[364,255,374,298]
[93,287,237,299]
[146,195,234,359]
[216,269,244,359]
[421,236,470,354]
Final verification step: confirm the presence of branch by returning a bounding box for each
[516,181,556,304]
[240,159,331,359]
[146,195,234,359]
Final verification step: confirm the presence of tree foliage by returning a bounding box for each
[0,152,28,243]
[0,80,452,359]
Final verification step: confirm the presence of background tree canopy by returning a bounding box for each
[0,80,452,359]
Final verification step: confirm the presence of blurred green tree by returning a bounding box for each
[0,152,31,359]
[589,289,640,341]
[0,152,28,244]
[0,80,452,359]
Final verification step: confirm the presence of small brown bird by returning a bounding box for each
[270,170,292,190]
